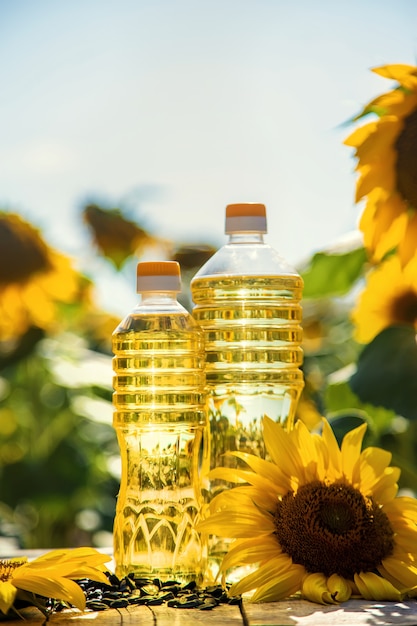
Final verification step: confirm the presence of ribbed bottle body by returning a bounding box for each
[191,273,304,467]
[112,311,208,583]
[191,241,304,579]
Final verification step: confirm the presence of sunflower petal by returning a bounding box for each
[209,484,277,513]
[399,213,417,267]
[341,422,367,483]
[28,547,110,570]
[355,155,396,202]
[354,571,402,601]
[229,555,299,598]
[221,535,284,573]
[251,564,304,602]
[379,556,417,590]
[209,466,282,498]
[327,574,353,603]
[321,419,342,476]
[354,118,400,165]
[358,447,399,502]
[292,420,320,482]
[13,575,87,610]
[198,508,275,538]
[225,450,293,493]
[0,581,18,615]
[384,495,417,522]
[302,572,352,605]
[344,121,378,147]
[370,193,408,261]
[262,417,303,480]
[372,64,417,89]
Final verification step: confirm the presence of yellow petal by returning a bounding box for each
[251,564,304,602]
[0,581,17,615]
[208,466,282,499]
[208,488,265,515]
[225,450,292,494]
[209,484,277,512]
[302,573,336,604]
[354,571,402,601]
[221,535,281,573]
[229,554,297,597]
[327,574,353,603]
[198,508,275,538]
[340,422,367,483]
[354,118,400,165]
[12,575,86,611]
[321,419,342,477]
[344,121,378,147]
[364,90,417,117]
[358,448,400,503]
[292,420,320,482]
[370,194,408,261]
[302,572,352,605]
[371,469,400,504]
[263,417,304,481]
[400,213,417,266]
[372,64,417,89]
[379,557,417,590]
[355,153,396,202]
[384,496,417,523]
[392,525,417,552]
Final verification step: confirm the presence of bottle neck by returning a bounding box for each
[138,291,179,304]
[227,232,265,244]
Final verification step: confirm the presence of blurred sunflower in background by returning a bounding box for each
[82,203,166,269]
[0,212,87,347]
[345,64,417,266]
[352,253,417,344]
[199,416,417,604]
[342,63,417,425]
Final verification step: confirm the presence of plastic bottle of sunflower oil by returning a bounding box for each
[112,261,209,584]
[190,203,304,580]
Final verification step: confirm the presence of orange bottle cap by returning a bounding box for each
[136,261,181,292]
[225,203,267,234]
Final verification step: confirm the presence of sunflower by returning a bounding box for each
[351,252,417,343]
[0,212,85,343]
[344,64,417,266]
[0,547,111,617]
[198,416,417,604]
[82,204,161,269]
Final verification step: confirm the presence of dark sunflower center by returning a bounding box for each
[391,289,417,324]
[0,215,52,285]
[274,480,394,579]
[394,106,417,209]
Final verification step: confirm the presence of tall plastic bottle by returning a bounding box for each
[112,261,208,583]
[190,203,304,575]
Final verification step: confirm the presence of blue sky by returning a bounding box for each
[1,0,417,313]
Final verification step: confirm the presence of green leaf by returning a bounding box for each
[327,412,372,447]
[301,247,367,299]
[325,380,395,438]
[350,325,417,420]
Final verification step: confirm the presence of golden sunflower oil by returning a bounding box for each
[112,261,208,583]
[190,203,304,578]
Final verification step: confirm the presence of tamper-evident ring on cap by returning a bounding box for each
[225,203,267,234]
[136,261,181,292]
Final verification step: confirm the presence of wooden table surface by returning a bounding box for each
[5,597,417,625]
[3,551,417,625]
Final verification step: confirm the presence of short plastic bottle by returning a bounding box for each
[190,203,304,576]
[112,261,208,583]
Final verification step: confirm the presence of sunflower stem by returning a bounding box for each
[238,597,250,626]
